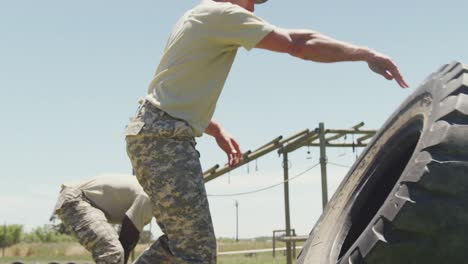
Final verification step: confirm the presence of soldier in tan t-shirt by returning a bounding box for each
[52,175,153,264]
[125,0,409,263]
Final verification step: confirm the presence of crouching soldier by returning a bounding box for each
[51,174,153,264]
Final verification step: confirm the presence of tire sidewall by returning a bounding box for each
[298,72,446,263]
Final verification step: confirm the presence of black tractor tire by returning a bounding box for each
[297,62,468,264]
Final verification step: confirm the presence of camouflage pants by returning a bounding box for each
[54,187,124,264]
[125,101,216,264]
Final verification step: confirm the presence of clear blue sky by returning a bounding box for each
[1,0,468,238]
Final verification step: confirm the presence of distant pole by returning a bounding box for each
[272,231,276,258]
[235,200,239,242]
[319,122,329,209]
[282,151,293,264]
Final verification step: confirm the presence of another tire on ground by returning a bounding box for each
[297,62,468,264]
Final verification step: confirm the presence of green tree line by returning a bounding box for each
[0,224,75,249]
[0,223,153,251]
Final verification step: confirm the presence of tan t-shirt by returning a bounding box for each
[146,0,276,136]
[63,175,153,232]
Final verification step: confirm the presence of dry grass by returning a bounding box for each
[1,239,304,264]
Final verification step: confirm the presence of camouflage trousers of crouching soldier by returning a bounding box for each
[53,186,124,264]
[125,100,217,264]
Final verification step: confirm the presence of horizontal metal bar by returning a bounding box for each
[307,143,369,148]
[357,133,375,144]
[279,131,318,154]
[277,236,308,242]
[325,129,376,135]
[282,133,320,150]
[280,129,310,145]
[326,130,376,144]
[324,132,346,142]
[254,136,283,152]
[204,164,220,175]
[352,122,365,130]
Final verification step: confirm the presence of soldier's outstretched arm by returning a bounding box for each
[255,28,409,88]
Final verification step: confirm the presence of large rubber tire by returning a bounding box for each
[297,62,468,264]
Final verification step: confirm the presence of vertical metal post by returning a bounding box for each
[292,229,297,258]
[282,150,293,264]
[272,231,276,258]
[235,200,239,242]
[319,122,329,209]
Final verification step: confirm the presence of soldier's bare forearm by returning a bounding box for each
[288,30,374,63]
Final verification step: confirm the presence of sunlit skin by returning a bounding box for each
[207,0,409,169]
[205,2,255,168]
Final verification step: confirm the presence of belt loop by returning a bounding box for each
[134,98,147,117]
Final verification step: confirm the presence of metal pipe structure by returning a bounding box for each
[318,123,329,209]
[282,151,293,264]
[255,135,283,151]
[203,130,310,182]
[235,200,239,242]
[201,122,377,264]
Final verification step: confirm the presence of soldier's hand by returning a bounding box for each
[214,131,243,168]
[366,51,409,88]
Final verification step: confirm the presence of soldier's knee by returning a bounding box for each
[117,247,126,264]
[94,244,125,264]
[111,246,125,264]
